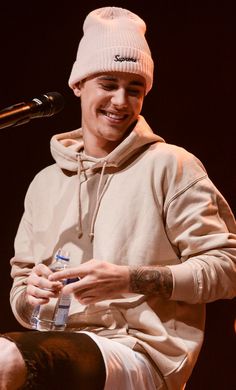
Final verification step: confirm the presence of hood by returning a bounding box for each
[50,115,164,171]
[50,115,165,239]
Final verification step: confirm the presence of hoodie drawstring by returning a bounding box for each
[89,160,108,240]
[77,154,109,241]
[77,154,86,238]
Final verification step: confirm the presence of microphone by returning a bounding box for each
[0,92,65,130]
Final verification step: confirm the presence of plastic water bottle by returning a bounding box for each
[30,248,71,331]
[52,278,73,331]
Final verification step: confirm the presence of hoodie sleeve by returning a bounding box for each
[166,176,236,304]
[9,179,36,328]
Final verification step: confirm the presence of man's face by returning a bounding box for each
[74,72,146,156]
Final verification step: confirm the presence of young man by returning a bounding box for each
[1,6,236,390]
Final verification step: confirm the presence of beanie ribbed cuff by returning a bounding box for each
[69,46,153,94]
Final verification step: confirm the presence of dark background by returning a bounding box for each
[0,0,235,388]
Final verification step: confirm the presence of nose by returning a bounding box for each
[111,88,127,108]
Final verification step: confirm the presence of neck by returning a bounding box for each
[83,142,120,158]
[83,133,121,158]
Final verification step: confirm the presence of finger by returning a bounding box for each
[28,295,50,306]
[77,290,105,304]
[49,268,81,282]
[62,279,82,295]
[48,260,99,281]
[79,296,97,305]
[33,263,53,278]
[30,279,62,292]
[27,284,62,300]
[27,273,63,291]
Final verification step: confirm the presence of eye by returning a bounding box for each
[127,88,143,97]
[99,82,117,91]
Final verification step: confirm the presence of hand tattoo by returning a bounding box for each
[129,266,173,299]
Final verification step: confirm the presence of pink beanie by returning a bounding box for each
[68,7,154,94]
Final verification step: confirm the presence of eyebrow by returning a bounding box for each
[97,75,145,88]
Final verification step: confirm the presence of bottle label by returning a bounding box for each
[54,295,71,326]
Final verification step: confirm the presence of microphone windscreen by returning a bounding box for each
[32,92,65,117]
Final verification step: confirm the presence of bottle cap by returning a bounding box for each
[55,248,70,261]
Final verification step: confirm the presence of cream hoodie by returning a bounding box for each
[10,115,236,389]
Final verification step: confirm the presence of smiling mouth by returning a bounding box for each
[101,110,128,121]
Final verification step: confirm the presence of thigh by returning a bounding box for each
[3,331,106,390]
[83,332,166,390]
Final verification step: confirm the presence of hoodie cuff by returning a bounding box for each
[167,262,198,303]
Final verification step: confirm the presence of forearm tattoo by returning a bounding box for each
[129,266,173,299]
[16,289,34,324]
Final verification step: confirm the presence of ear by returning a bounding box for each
[73,82,82,97]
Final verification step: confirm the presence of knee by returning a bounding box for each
[0,337,22,365]
[0,337,27,389]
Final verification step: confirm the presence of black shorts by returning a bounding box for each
[2,331,106,390]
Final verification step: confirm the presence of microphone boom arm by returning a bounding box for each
[0,102,33,129]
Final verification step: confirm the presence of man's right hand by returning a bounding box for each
[26,263,63,306]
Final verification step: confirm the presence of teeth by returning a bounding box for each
[105,112,125,120]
